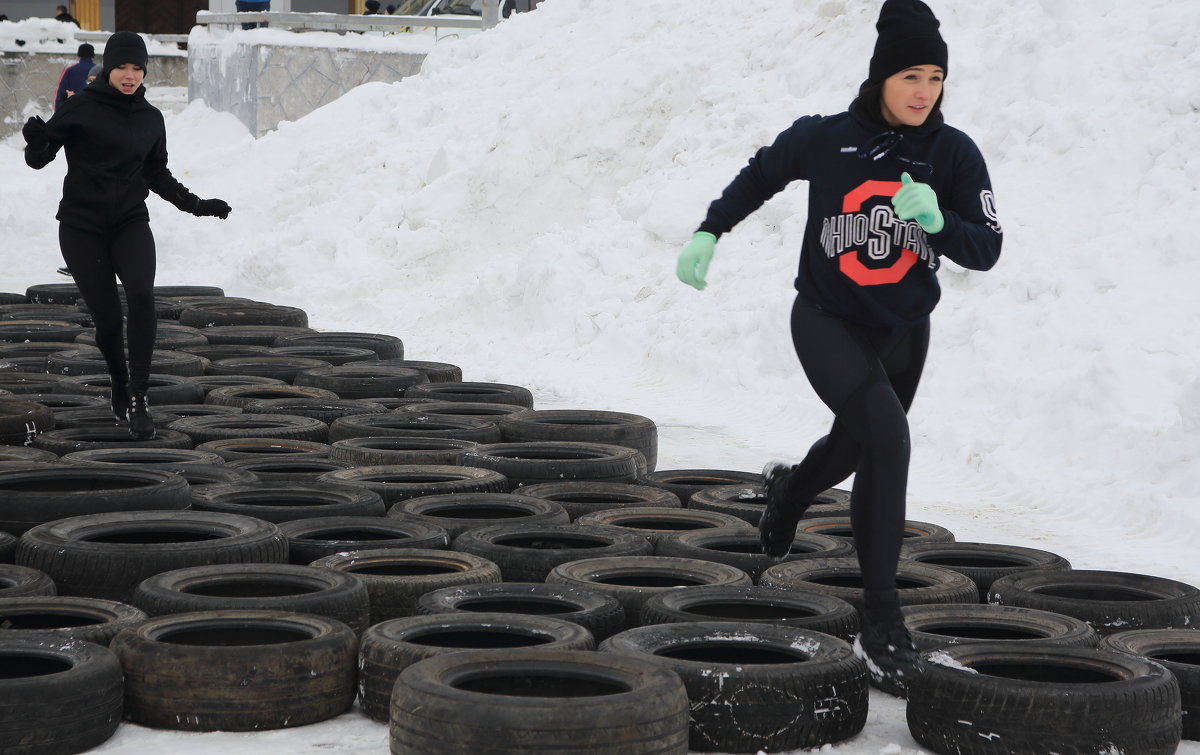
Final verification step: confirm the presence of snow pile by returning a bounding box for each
[0,17,183,55]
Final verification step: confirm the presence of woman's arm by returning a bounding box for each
[931,144,1002,271]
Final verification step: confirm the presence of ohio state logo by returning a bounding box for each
[819,179,933,287]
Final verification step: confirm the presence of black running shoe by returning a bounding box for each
[853,589,922,696]
[110,381,131,423]
[758,462,811,558]
[127,393,156,441]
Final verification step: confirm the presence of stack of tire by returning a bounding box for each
[0,282,1196,755]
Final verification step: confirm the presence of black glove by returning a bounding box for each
[22,116,48,151]
[193,198,231,220]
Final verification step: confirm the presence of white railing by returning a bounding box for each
[193,10,494,33]
[75,31,190,45]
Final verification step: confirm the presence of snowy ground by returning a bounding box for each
[2,0,1199,752]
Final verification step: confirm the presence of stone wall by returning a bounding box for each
[188,40,426,138]
[0,52,188,137]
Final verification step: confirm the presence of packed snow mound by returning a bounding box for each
[4,0,1199,583]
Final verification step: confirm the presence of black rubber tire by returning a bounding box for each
[190,481,386,523]
[294,365,429,400]
[168,413,329,445]
[687,484,853,526]
[152,284,225,300]
[902,602,1100,652]
[327,413,502,444]
[0,463,192,534]
[310,547,502,625]
[404,381,534,408]
[329,436,479,466]
[149,463,259,487]
[225,456,355,483]
[31,426,194,454]
[0,373,67,394]
[60,446,226,467]
[77,322,209,350]
[798,516,956,545]
[266,345,379,365]
[49,405,182,429]
[640,584,861,642]
[242,397,389,426]
[49,348,206,377]
[1100,629,1200,741]
[272,331,404,360]
[205,355,331,382]
[154,403,245,418]
[515,481,682,520]
[0,530,14,563]
[203,383,339,409]
[198,325,316,346]
[0,564,57,598]
[0,636,124,753]
[387,492,571,538]
[131,563,371,634]
[0,399,54,446]
[636,468,763,506]
[462,441,644,490]
[389,648,690,755]
[359,612,596,722]
[195,437,332,461]
[24,283,83,305]
[0,444,58,463]
[498,409,659,472]
[15,510,288,602]
[656,527,855,579]
[0,319,84,343]
[180,345,273,364]
[416,582,626,641]
[452,523,654,582]
[54,373,206,404]
[278,516,450,565]
[759,557,981,611]
[577,506,748,548]
[350,359,461,382]
[19,392,107,410]
[900,540,1073,595]
[318,465,509,506]
[397,400,531,420]
[546,555,753,622]
[111,610,357,731]
[906,642,1182,754]
[1,303,90,325]
[600,621,868,752]
[178,303,309,329]
[987,569,1200,636]
[0,595,147,646]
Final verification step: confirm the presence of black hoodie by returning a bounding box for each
[25,78,198,234]
[699,98,1002,329]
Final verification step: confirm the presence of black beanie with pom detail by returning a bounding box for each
[866,0,947,86]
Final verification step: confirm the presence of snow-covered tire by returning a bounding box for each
[451,523,653,582]
[0,637,123,753]
[389,648,690,755]
[131,563,371,634]
[1100,629,1200,741]
[0,595,147,646]
[517,481,681,520]
[988,569,1200,636]
[902,602,1099,652]
[278,516,449,565]
[759,557,980,611]
[359,612,595,722]
[111,610,357,731]
[656,528,854,579]
[900,540,1072,595]
[907,642,1182,754]
[311,548,502,625]
[387,492,570,538]
[416,581,626,641]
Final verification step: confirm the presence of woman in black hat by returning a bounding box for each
[676,0,1002,690]
[22,31,231,441]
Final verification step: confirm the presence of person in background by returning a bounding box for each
[54,43,94,110]
[675,0,1001,692]
[22,31,232,440]
[53,4,78,25]
[363,0,382,15]
[235,0,269,29]
[386,5,396,13]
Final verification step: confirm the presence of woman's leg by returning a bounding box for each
[108,221,157,393]
[59,224,130,416]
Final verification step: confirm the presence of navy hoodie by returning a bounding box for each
[699,98,1002,329]
[26,78,198,234]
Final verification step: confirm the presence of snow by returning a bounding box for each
[2,0,1198,752]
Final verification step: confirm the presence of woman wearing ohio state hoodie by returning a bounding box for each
[676,0,1001,691]
[23,31,231,441]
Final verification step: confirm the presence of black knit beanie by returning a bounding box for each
[102,31,148,77]
[77,43,94,58]
[866,0,947,86]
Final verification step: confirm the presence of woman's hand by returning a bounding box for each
[193,198,232,219]
[22,116,49,151]
[892,172,944,234]
[676,232,716,290]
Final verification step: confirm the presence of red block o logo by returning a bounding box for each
[838,180,917,286]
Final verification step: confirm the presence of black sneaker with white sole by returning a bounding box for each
[758,462,812,558]
[127,392,156,441]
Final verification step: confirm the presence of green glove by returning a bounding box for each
[676,231,716,290]
[892,172,944,234]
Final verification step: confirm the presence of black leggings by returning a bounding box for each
[59,221,157,391]
[787,295,930,592]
